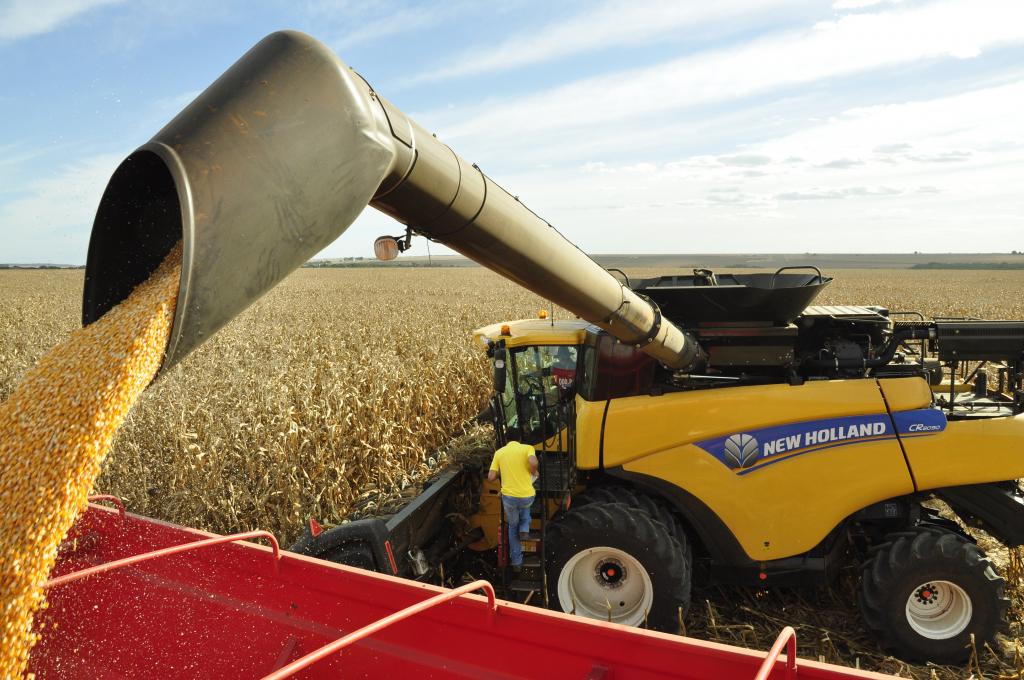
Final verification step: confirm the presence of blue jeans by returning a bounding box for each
[502,495,534,567]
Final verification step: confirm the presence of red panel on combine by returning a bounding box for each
[31,503,894,680]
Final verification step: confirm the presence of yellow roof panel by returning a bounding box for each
[473,319,591,349]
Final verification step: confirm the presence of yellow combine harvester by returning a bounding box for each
[82,31,1024,664]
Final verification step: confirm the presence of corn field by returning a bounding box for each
[2,265,1024,679]
[0,267,556,546]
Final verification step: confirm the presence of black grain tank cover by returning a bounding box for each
[630,271,831,324]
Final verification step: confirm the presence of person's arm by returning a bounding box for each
[528,453,539,475]
[488,452,500,482]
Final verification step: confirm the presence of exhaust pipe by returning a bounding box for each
[83,31,397,372]
[84,31,704,373]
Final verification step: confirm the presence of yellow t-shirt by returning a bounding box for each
[489,441,537,498]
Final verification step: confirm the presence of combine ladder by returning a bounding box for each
[504,398,576,606]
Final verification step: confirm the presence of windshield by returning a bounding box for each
[499,345,578,445]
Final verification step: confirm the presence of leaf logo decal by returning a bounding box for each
[723,433,760,469]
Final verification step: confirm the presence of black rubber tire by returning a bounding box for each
[858,526,1008,663]
[575,485,688,547]
[546,501,691,631]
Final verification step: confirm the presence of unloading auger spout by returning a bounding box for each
[82,30,704,373]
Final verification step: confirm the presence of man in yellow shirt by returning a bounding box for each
[488,431,539,572]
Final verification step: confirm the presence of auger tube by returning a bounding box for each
[361,80,703,371]
[83,30,704,372]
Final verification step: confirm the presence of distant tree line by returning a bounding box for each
[0,264,84,270]
[911,261,1024,270]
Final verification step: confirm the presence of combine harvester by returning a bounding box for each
[47,30,1024,675]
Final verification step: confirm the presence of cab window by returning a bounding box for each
[509,345,578,444]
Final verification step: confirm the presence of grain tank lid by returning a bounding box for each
[630,271,832,324]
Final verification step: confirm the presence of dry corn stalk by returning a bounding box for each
[0,243,181,676]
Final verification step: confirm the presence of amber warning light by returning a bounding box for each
[374,236,400,261]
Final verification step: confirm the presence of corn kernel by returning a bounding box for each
[0,242,182,676]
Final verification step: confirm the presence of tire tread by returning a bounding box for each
[858,524,1007,663]
[547,500,691,631]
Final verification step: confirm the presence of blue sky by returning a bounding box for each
[1,0,1022,263]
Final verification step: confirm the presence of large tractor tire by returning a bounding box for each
[575,485,689,548]
[858,526,1007,663]
[546,501,691,631]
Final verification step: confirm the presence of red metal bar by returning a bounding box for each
[260,579,497,680]
[754,626,798,680]
[384,539,398,574]
[87,495,126,520]
[45,530,281,589]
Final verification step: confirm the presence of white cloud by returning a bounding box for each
[411,0,810,83]
[308,1,477,51]
[0,144,47,174]
[833,0,902,9]
[427,0,1024,144]
[151,89,201,117]
[754,81,1024,164]
[874,143,913,153]
[0,0,124,41]
[334,5,453,48]
[818,158,865,169]
[414,77,1024,254]
[0,153,121,263]
[775,185,902,200]
[719,154,774,167]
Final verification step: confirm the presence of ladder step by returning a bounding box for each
[518,530,543,553]
[509,579,543,593]
[521,556,541,569]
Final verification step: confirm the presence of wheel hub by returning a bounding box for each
[597,559,625,587]
[905,579,972,640]
[556,546,654,627]
[914,583,938,605]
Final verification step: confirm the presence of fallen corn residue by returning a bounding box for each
[0,242,181,676]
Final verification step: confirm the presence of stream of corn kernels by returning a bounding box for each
[0,242,182,676]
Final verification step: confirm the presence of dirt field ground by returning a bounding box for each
[3,266,1024,678]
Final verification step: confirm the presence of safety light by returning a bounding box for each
[374,227,416,261]
[538,309,548,319]
[373,236,400,261]
[500,324,511,336]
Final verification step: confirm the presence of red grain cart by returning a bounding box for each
[31,499,895,680]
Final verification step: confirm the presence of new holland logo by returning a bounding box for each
[723,433,760,469]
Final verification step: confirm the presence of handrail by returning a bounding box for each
[754,626,798,680]
[261,580,497,680]
[87,494,126,520]
[45,530,281,589]
[771,265,823,287]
